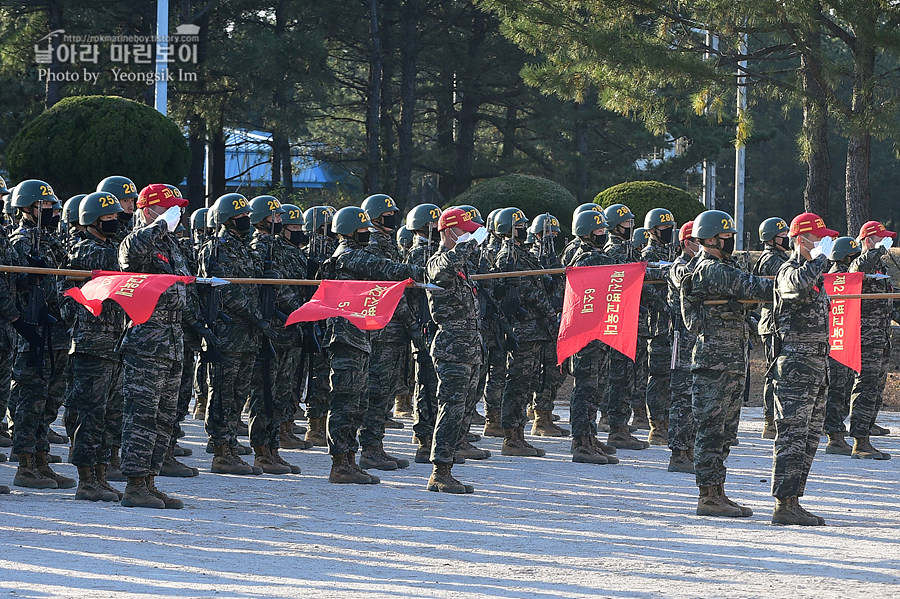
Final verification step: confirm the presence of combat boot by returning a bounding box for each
[173,443,192,457]
[107,446,126,481]
[851,436,891,460]
[15,453,58,488]
[718,484,753,516]
[94,464,123,501]
[470,410,486,426]
[532,410,569,437]
[159,446,199,477]
[526,405,535,421]
[426,462,471,494]
[571,435,608,465]
[608,426,650,450]
[667,449,694,473]
[483,411,504,437]
[0,452,5,463]
[384,416,404,429]
[0,421,12,447]
[501,428,546,457]
[75,466,118,502]
[193,393,207,420]
[120,476,165,509]
[631,403,650,430]
[696,485,743,517]
[588,436,619,464]
[358,441,399,470]
[825,432,852,456]
[35,451,75,488]
[270,447,301,474]
[870,423,891,436]
[414,436,432,464]
[349,452,380,484]
[329,453,371,484]
[210,444,255,475]
[235,446,262,474]
[772,496,820,526]
[761,417,777,439]
[305,417,327,447]
[0,484,8,494]
[280,422,313,450]
[648,419,669,446]
[466,432,481,443]
[291,421,307,435]
[237,420,249,436]
[394,393,414,418]
[597,414,610,433]
[48,428,68,445]
[253,445,291,474]
[146,475,183,509]
[456,439,491,460]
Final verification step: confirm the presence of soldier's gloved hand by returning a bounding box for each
[471,226,489,245]
[877,236,894,250]
[811,236,834,259]
[192,323,218,349]
[256,320,277,341]
[455,232,472,245]
[262,269,279,280]
[26,254,49,269]
[11,317,41,348]
[156,206,182,232]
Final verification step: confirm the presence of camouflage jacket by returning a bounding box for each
[530,235,564,311]
[641,240,674,337]
[366,230,417,344]
[850,246,894,346]
[570,239,612,268]
[494,240,557,342]
[752,246,788,336]
[667,252,698,353]
[406,235,438,341]
[560,236,582,267]
[773,251,829,346]
[304,232,337,276]
[68,234,125,356]
[427,240,484,365]
[249,230,305,347]
[0,233,20,351]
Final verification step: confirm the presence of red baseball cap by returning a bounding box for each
[438,207,482,233]
[137,183,189,209]
[679,220,694,242]
[858,220,896,240]
[789,212,838,238]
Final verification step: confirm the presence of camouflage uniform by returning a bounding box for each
[667,252,697,451]
[426,240,484,463]
[601,233,637,428]
[174,236,201,445]
[752,245,788,423]
[302,232,337,422]
[0,234,20,436]
[824,261,853,434]
[476,237,507,418]
[406,234,439,445]
[641,240,673,422]
[559,237,582,269]
[530,236,566,414]
[682,252,772,488]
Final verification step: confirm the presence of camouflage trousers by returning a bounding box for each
[397,343,414,399]
[412,340,438,443]
[668,330,696,452]
[634,337,649,415]
[771,351,827,498]
[432,361,479,463]
[0,348,13,422]
[249,347,294,448]
[193,352,208,411]
[532,339,566,412]
[824,357,852,434]
[205,350,255,447]
[172,347,195,446]
[848,344,891,438]
[645,333,672,421]
[569,341,609,438]
[326,342,369,455]
[68,352,123,467]
[479,344,507,415]
[120,351,181,477]
[604,348,635,428]
[761,334,778,421]
[691,334,747,487]
[11,349,68,455]
[501,341,542,429]
[361,339,408,449]
[304,351,331,419]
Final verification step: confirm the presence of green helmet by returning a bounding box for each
[96,175,138,200]
[486,208,501,233]
[79,191,124,225]
[0,175,9,196]
[574,203,603,216]
[406,203,441,231]
[644,208,675,229]
[302,205,335,232]
[63,194,87,225]
[494,207,527,235]
[361,194,398,220]
[693,209,735,239]
[10,179,58,208]
[3,188,15,215]
[830,236,861,261]
[205,207,216,229]
[211,193,251,226]
[249,195,285,225]
[758,217,788,242]
[396,225,413,247]
[530,213,560,235]
[603,203,634,229]
[281,204,305,226]
[632,227,650,247]
[455,204,484,225]
[573,209,608,237]
[525,231,536,245]
[190,208,209,230]
[332,206,370,235]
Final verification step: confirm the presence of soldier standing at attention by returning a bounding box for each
[769,212,836,526]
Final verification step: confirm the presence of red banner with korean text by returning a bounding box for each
[285,279,412,330]
[65,271,195,325]
[824,271,862,373]
[557,263,646,364]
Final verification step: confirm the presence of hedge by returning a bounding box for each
[594,181,705,228]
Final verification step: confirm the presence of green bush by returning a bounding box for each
[594,181,705,228]
[7,95,189,198]
[450,174,579,235]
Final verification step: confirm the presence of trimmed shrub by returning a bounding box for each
[594,181,705,228]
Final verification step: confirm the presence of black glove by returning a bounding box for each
[11,318,41,348]
[256,320,277,341]
[26,254,49,269]
[192,323,218,349]
[263,270,279,280]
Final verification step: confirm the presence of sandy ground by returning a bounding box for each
[1,407,899,599]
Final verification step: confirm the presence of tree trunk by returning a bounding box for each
[272,135,283,188]
[187,114,206,209]
[800,36,830,219]
[45,0,63,108]
[574,102,590,202]
[379,0,396,194]
[210,119,227,199]
[501,104,516,162]
[395,0,418,211]
[281,137,293,194]
[450,12,488,198]
[365,0,383,193]
[845,42,875,235]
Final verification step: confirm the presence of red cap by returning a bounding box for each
[859,220,896,240]
[679,220,694,242]
[789,212,838,238]
[137,183,189,209]
[438,208,482,233]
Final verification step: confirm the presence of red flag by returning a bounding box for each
[557,263,646,363]
[824,271,862,373]
[285,279,412,331]
[65,271,195,325]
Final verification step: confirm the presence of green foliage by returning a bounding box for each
[7,95,189,198]
[594,181,705,228]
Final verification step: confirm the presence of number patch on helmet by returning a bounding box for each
[429,208,440,219]
[39,185,54,196]
[359,212,369,223]
[99,194,119,208]
[594,215,603,224]
[617,206,629,217]
[289,209,300,220]
[232,197,248,210]
[512,211,523,222]
[721,218,731,230]
[267,199,281,211]
[659,213,674,223]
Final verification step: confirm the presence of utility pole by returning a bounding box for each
[702,31,718,209]
[154,0,168,115]
[734,32,748,250]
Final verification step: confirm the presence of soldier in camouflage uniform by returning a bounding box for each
[846,220,896,459]
[323,206,422,484]
[681,210,772,517]
[769,212,836,526]
[753,217,790,439]
[560,204,604,266]
[632,226,651,432]
[394,225,415,418]
[477,209,508,438]
[0,176,17,452]
[96,176,138,240]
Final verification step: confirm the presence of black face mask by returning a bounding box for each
[286,229,309,246]
[325,228,336,239]
[515,227,527,242]
[720,236,736,257]
[590,233,608,248]
[40,208,59,231]
[842,253,860,265]
[231,215,251,235]
[270,222,283,235]
[775,236,790,252]
[354,230,371,245]
[657,228,673,244]
[118,211,133,224]
[618,225,632,240]
[99,219,120,235]
[380,213,397,230]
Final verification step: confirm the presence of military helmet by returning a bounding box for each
[632,227,650,247]
[361,194,398,220]
[281,204,305,226]
[758,217,788,242]
[574,203,603,216]
[603,203,634,229]
[573,209,608,237]
[406,203,441,231]
[302,205,335,232]
[0,175,9,196]
[3,188,15,215]
[332,206,370,235]
[63,194,87,225]
[525,231,536,245]
[79,191,124,225]
[644,208,675,229]
[830,236,861,262]
[205,206,216,229]
[96,175,138,200]
[10,179,58,208]
[190,208,209,230]
[530,213,561,235]
[455,204,484,225]
[486,208,501,233]
[693,209,735,239]
[494,207,527,235]
[211,193,251,226]
[396,225,413,247]
[249,195,285,225]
